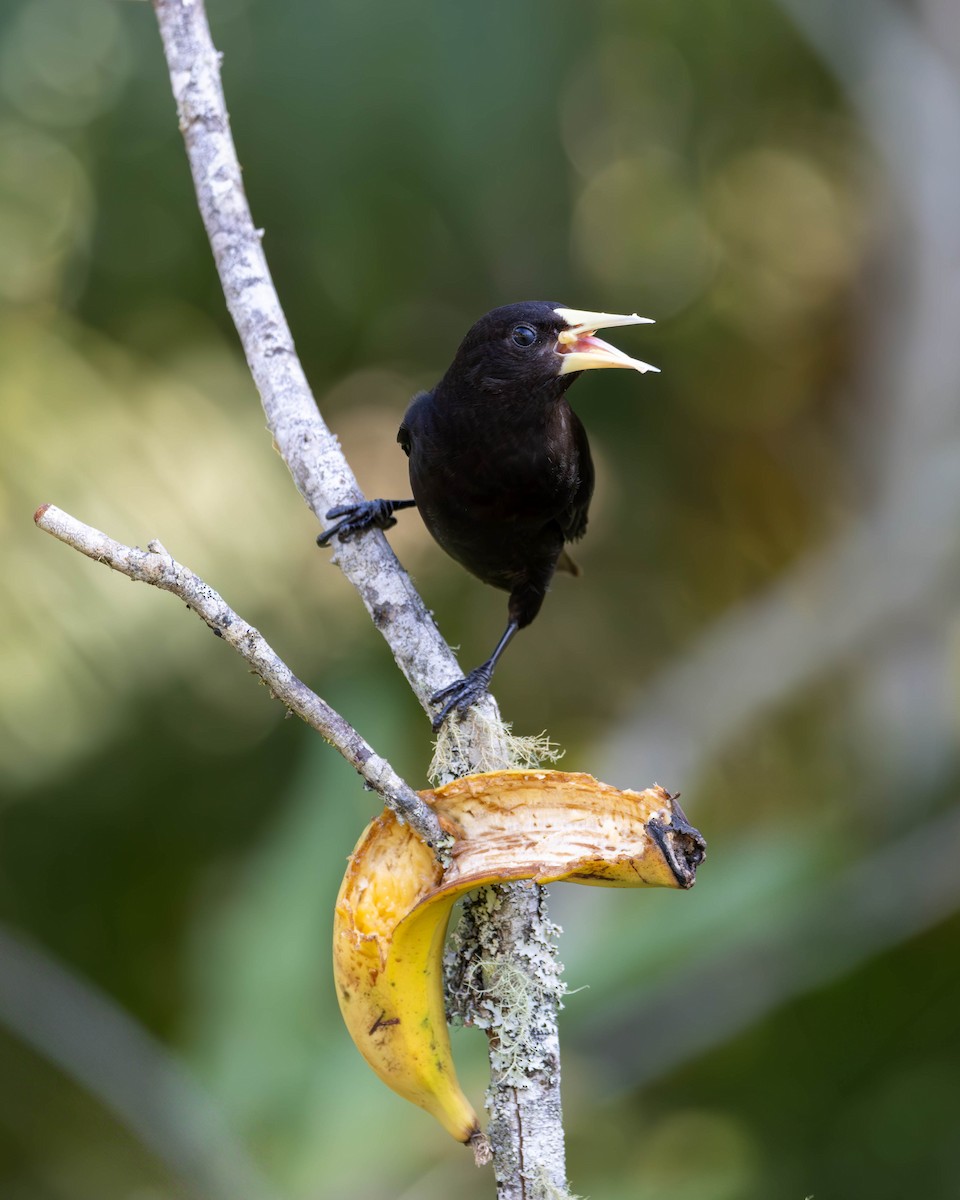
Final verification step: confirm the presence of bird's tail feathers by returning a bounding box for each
[556,549,581,577]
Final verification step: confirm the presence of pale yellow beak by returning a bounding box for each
[554,307,659,375]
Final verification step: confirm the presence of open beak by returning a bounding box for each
[554,307,659,376]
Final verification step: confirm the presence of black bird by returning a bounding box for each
[318,301,658,730]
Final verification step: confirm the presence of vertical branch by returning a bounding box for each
[150,0,475,734]
[150,2,570,1195]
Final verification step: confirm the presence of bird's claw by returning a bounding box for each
[317,501,398,547]
[429,666,494,732]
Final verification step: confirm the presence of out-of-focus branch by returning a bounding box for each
[775,0,960,487]
[604,0,960,792]
[581,801,960,1092]
[589,0,960,1112]
[34,503,449,854]
[145,4,569,1195]
[601,439,960,787]
[0,922,287,1200]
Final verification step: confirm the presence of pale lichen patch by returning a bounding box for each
[429,714,564,785]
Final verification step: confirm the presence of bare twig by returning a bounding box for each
[33,503,449,854]
[148,1,571,1194]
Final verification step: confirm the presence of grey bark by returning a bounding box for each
[33,504,449,855]
[150,1,570,1194]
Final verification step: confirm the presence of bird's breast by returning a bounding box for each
[405,397,582,588]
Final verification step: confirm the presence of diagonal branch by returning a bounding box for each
[0,922,286,1200]
[33,503,449,855]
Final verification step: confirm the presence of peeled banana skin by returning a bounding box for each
[332,769,705,1149]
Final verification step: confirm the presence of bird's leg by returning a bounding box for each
[316,499,417,547]
[430,620,519,732]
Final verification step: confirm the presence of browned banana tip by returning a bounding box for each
[469,1128,492,1166]
[646,792,706,889]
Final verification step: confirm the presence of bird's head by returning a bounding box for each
[442,301,659,399]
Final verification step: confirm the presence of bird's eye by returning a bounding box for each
[511,324,537,348]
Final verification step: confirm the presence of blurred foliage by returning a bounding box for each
[2,0,960,1197]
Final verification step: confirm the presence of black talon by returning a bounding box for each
[430,664,495,732]
[428,620,518,731]
[317,498,416,547]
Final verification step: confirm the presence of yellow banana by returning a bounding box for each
[332,769,704,1151]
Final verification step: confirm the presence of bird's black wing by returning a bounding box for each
[558,410,595,543]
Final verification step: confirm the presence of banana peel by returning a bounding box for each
[332,769,704,1154]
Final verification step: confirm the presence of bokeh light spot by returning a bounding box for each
[0,119,92,302]
[572,151,718,317]
[0,0,132,129]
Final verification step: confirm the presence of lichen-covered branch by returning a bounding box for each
[33,503,449,854]
[447,884,568,1193]
[144,3,573,1194]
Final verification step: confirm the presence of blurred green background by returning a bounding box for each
[3,0,960,1197]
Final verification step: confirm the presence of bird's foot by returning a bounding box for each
[317,500,400,547]
[430,665,495,732]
